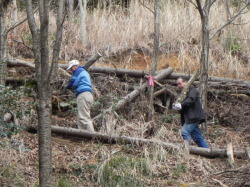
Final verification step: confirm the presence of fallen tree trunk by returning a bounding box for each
[93,67,174,121]
[7,51,102,71]
[50,125,248,159]
[7,59,35,68]
[84,52,102,69]
[6,52,102,86]
[165,78,250,89]
[169,73,250,85]
[54,66,250,88]
[7,59,250,86]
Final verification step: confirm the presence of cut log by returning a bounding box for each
[7,59,35,68]
[6,51,102,71]
[58,67,71,79]
[49,125,249,159]
[3,112,19,126]
[84,52,102,69]
[3,113,12,122]
[6,52,102,86]
[93,67,174,121]
[227,143,235,168]
[88,67,150,78]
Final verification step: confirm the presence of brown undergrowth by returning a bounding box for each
[1,60,250,186]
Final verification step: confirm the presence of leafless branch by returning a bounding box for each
[196,0,204,18]
[210,2,250,40]
[48,0,66,82]
[12,38,33,52]
[139,0,154,14]
[230,20,250,26]
[5,0,53,36]
[4,7,39,36]
[208,0,216,10]
[187,0,198,9]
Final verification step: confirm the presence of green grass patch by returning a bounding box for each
[100,155,150,186]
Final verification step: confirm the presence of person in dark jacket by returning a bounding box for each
[66,60,95,132]
[172,77,209,148]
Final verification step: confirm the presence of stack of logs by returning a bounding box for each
[7,58,250,97]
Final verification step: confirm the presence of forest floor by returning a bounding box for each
[1,53,250,187]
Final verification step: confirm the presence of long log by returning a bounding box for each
[169,73,250,85]
[7,59,250,86]
[59,65,151,78]
[59,66,250,86]
[7,59,152,78]
[6,51,102,71]
[93,67,174,121]
[50,125,248,159]
[84,52,102,69]
[165,79,250,90]
[7,59,35,68]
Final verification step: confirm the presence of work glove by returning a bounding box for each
[172,103,182,111]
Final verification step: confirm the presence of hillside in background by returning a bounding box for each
[7,0,250,79]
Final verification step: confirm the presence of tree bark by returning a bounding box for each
[0,1,10,86]
[78,0,88,46]
[195,0,215,133]
[196,0,211,118]
[25,0,65,186]
[84,52,102,69]
[12,0,18,34]
[67,0,74,21]
[148,0,160,121]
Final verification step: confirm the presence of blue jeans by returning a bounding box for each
[181,122,209,148]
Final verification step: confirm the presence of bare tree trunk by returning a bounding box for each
[195,0,214,133]
[199,16,209,133]
[67,0,74,21]
[78,0,88,46]
[12,0,18,34]
[25,0,65,186]
[0,1,11,86]
[148,0,159,121]
[0,16,7,86]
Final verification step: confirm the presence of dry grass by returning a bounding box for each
[1,77,249,186]
[7,0,250,80]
